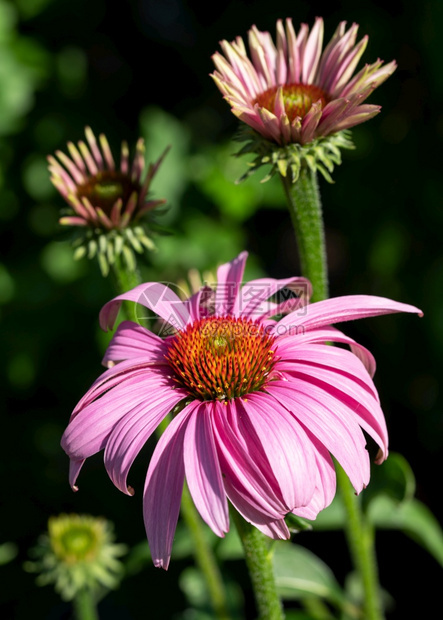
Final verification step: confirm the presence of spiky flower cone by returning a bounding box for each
[48,127,169,275]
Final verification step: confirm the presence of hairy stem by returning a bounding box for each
[73,589,98,620]
[281,167,383,620]
[280,167,328,303]
[232,510,285,620]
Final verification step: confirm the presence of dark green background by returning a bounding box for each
[1,0,441,617]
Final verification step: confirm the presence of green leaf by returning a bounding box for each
[313,452,418,532]
[0,542,17,565]
[310,495,347,531]
[123,540,150,576]
[273,542,358,617]
[178,565,244,620]
[367,495,443,567]
[216,527,243,560]
[139,106,190,224]
[179,567,210,608]
[362,452,416,511]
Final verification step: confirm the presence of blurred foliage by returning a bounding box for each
[1,0,442,619]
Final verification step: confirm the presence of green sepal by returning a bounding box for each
[234,126,355,184]
[284,513,314,534]
[65,223,157,277]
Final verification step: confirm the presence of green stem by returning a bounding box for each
[280,167,328,303]
[336,466,382,620]
[280,167,383,620]
[231,510,285,620]
[181,485,231,620]
[109,259,230,620]
[73,589,98,620]
[111,257,142,301]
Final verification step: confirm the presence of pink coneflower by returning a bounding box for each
[212,18,396,146]
[48,127,167,230]
[61,253,421,569]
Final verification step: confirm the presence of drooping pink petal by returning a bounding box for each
[276,342,379,400]
[104,385,187,495]
[184,402,229,536]
[240,393,317,510]
[276,325,377,377]
[255,518,290,539]
[72,359,164,418]
[102,320,167,366]
[274,295,422,335]
[99,282,191,332]
[267,380,370,493]
[292,434,336,520]
[277,354,388,462]
[68,458,85,491]
[62,370,171,460]
[211,400,287,519]
[144,403,197,569]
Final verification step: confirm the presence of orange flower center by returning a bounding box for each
[76,171,141,214]
[166,317,277,401]
[254,83,328,122]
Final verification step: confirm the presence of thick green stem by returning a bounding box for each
[280,167,383,620]
[280,167,328,303]
[232,510,285,620]
[111,257,142,302]
[73,589,99,620]
[109,259,230,620]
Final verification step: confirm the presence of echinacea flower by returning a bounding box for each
[25,514,126,601]
[48,127,168,274]
[61,253,421,569]
[211,18,396,180]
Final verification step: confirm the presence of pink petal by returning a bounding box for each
[276,325,376,377]
[211,400,287,519]
[184,286,214,323]
[277,353,388,462]
[235,276,311,320]
[62,370,171,460]
[68,458,85,491]
[184,402,229,536]
[102,321,167,367]
[214,251,248,316]
[99,282,192,332]
[104,385,187,494]
[275,19,288,84]
[72,359,164,417]
[301,17,324,84]
[276,342,379,400]
[274,295,422,335]
[255,518,290,539]
[85,127,104,170]
[144,403,196,569]
[300,100,323,144]
[292,435,336,519]
[240,393,317,510]
[267,380,370,493]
